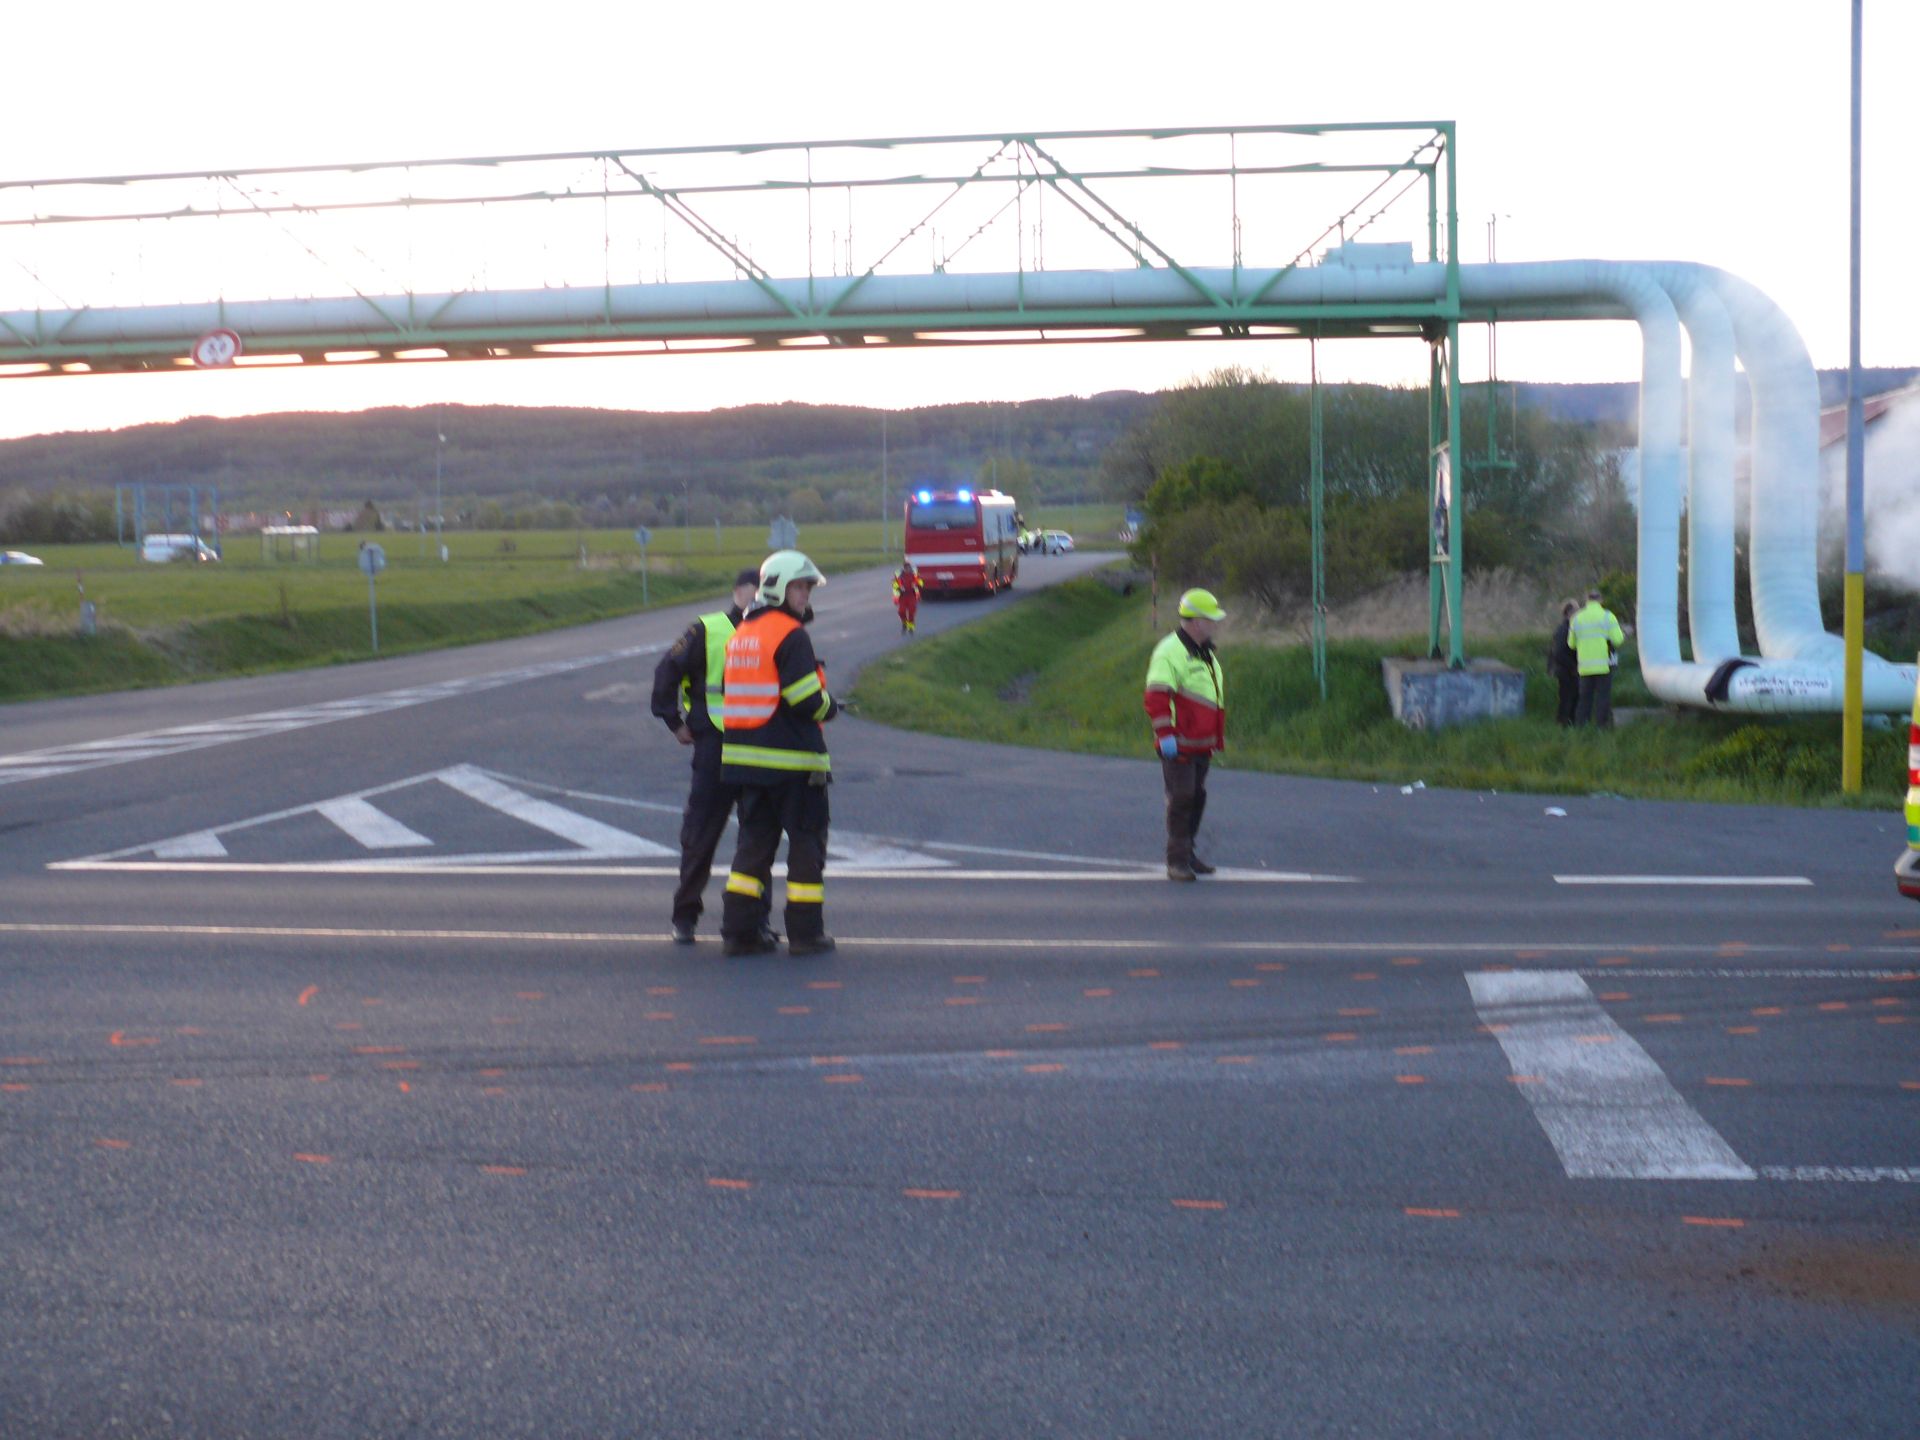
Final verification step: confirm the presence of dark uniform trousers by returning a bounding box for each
[720,778,830,945]
[1574,672,1615,728]
[1161,754,1211,868]
[673,731,740,929]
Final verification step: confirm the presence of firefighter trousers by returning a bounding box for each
[1161,754,1211,867]
[721,777,831,944]
[672,732,740,929]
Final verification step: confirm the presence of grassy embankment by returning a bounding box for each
[851,574,1909,809]
[0,506,1121,704]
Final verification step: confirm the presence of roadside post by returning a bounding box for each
[358,542,386,654]
[634,526,651,606]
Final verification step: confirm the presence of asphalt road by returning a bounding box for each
[1,549,1916,1438]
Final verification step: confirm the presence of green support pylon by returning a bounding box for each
[1310,338,1327,700]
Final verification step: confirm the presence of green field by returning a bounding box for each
[0,506,1123,703]
[849,574,1909,810]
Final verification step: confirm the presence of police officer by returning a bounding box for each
[652,568,763,944]
[1568,586,1626,728]
[718,550,839,957]
[1144,588,1227,882]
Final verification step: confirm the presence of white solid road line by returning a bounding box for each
[1757,1167,1920,1183]
[45,860,1318,882]
[1466,970,1756,1181]
[1553,875,1812,887]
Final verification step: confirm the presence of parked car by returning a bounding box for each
[1898,673,1920,901]
[140,533,219,563]
[0,549,44,565]
[1038,529,1075,555]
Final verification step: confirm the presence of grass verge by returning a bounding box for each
[850,575,1909,809]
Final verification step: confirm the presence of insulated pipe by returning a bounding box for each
[1643,264,1741,666]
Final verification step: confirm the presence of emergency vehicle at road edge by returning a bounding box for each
[1898,669,1920,900]
[903,487,1019,595]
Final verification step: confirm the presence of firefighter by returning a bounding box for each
[718,550,840,956]
[1567,586,1626,728]
[651,568,763,944]
[1143,588,1227,882]
[892,559,924,633]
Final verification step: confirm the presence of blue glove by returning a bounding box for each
[1157,736,1179,760]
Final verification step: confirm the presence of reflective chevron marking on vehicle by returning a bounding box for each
[0,644,661,788]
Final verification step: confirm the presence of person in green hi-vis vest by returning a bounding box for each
[1567,587,1626,728]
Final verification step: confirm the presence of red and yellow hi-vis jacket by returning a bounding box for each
[1143,627,1225,756]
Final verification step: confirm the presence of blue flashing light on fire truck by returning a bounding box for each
[904,487,1020,595]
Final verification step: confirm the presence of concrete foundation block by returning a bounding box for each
[1381,658,1526,731]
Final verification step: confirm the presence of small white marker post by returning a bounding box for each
[358,542,386,654]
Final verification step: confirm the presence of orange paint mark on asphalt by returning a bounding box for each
[1726,1026,1760,1035]
[481,1087,507,1096]
[1752,1007,1784,1016]
[807,981,843,991]
[1817,1002,1849,1013]
[1884,929,1920,939]
[296,986,319,1007]
[812,1055,850,1066]
[1481,964,1514,974]
[481,1165,527,1177]
[1717,944,1749,957]
[308,1074,330,1083]
[1878,1016,1910,1025]
[1683,1216,1745,1228]
[646,986,678,997]
[1643,1014,1684,1023]
[1507,1075,1541,1085]
[353,1045,405,1055]
[1597,957,1632,967]
[1826,943,1852,953]
[953,976,987,985]
[1256,962,1288,973]
[644,1011,675,1021]
[1229,979,1260,988]
[903,1188,961,1200]
[515,992,546,1001]
[699,1036,757,1047]
[1477,1024,1509,1035]
[1026,1023,1067,1033]
[1024,1063,1065,1074]
[1705,1077,1751,1087]
[107,1032,158,1048]
[1396,1075,1428,1085]
[984,1049,1020,1059]
[176,1027,205,1037]
[1405,1207,1461,1219]
[777,1005,811,1016]
[1149,1041,1184,1051]
[1872,997,1905,1007]
[823,1074,864,1085]
[1576,1035,1614,1046]
[95,1138,131,1150]
[397,1081,411,1093]
[1,1083,29,1093]
[630,1082,669,1093]
[1351,972,1380,982]
[1085,988,1116,997]
[665,1062,695,1073]
[1514,951,1547,961]
[1598,992,1631,1002]
[382,1061,421,1071]
[361,998,384,1007]
[1338,1007,1377,1018]
[1217,1056,1254,1065]
[707,1177,752,1190]
[1323,1032,1359,1043]
[1395,1046,1433,1056]
[945,997,981,1007]
[1172,1198,1226,1211]
[1130,968,1162,978]
[293,1153,331,1165]
[1900,1081,1920,1091]
[335,1022,364,1031]
[478,1068,507,1077]
[1,1057,48,1066]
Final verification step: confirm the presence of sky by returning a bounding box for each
[0,0,1913,440]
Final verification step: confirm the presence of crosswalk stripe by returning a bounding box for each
[1466,971,1755,1181]
[315,798,433,850]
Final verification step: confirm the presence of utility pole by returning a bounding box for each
[879,413,890,555]
[1842,0,1866,792]
[434,416,447,562]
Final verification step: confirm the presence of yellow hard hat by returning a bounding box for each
[1178,587,1226,620]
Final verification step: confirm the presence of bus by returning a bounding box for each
[903,487,1020,595]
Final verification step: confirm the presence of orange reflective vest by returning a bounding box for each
[721,608,833,775]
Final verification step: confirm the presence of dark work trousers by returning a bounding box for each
[1554,669,1579,727]
[1161,753,1212,867]
[1574,672,1615,728]
[720,777,831,945]
[672,732,740,929]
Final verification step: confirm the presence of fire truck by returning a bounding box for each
[903,487,1020,595]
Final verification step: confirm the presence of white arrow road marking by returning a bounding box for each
[1467,970,1756,1181]
[152,832,229,859]
[433,765,672,858]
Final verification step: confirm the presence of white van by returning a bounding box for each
[140,534,219,563]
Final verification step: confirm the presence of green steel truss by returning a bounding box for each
[0,123,1468,663]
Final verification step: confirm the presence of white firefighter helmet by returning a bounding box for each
[758,549,827,607]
